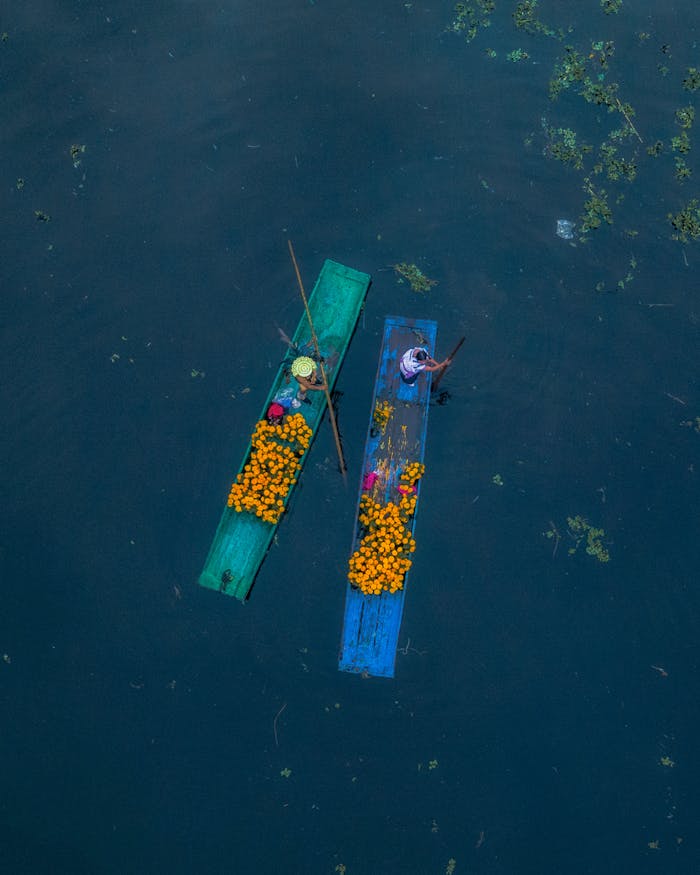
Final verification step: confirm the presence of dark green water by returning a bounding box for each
[2,2,699,873]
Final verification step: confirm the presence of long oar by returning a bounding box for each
[431,335,465,393]
[287,240,347,481]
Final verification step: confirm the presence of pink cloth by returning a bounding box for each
[362,472,379,490]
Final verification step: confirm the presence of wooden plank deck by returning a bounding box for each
[199,259,371,601]
[338,315,437,677]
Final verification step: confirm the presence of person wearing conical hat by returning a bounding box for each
[290,355,326,408]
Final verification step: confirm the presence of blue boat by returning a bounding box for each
[338,315,437,678]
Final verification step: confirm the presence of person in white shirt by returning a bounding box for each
[399,347,450,385]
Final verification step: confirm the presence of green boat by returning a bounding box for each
[199,259,371,601]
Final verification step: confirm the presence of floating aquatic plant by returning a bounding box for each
[668,199,700,242]
[548,46,587,99]
[683,67,700,92]
[580,179,613,234]
[542,121,593,169]
[566,515,610,562]
[513,0,563,39]
[506,48,529,63]
[675,105,695,129]
[449,1,495,43]
[594,142,637,182]
[393,262,438,294]
[674,158,692,181]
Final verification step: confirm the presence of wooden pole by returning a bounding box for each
[287,240,347,480]
[431,336,465,392]
[615,98,643,143]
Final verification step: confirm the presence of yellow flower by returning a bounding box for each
[347,471,425,595]
[230,415,313,523]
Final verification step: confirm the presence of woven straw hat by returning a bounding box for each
[291,356,315,378]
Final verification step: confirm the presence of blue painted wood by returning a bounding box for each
[338,315,437,678]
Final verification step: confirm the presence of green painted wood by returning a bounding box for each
[199,259,371,601]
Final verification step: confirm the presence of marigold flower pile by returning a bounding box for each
[372,399,394,434]
[400,461,425,489]
[227,413,312,524]
[347,461,425,596]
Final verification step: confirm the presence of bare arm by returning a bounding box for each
[296,374,327,391]
[423,357,452,372]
